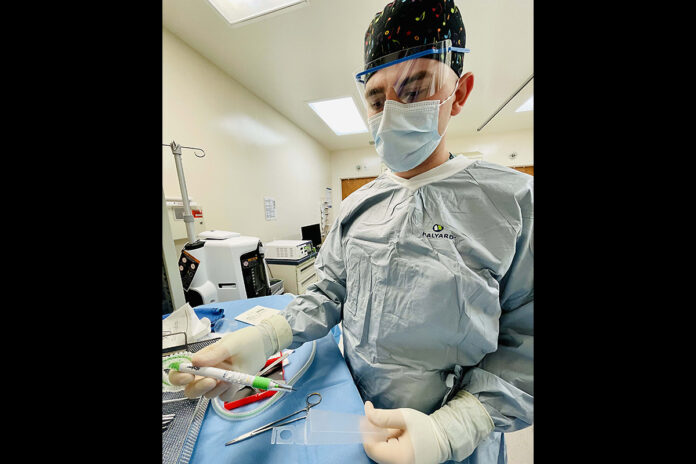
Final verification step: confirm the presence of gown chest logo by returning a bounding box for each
[422,223,456,240]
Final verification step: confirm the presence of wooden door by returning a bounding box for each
[341,177,377,200]
[513,165,534,176]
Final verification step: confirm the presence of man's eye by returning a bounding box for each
[401,87,425,102]
[367,96,385,110]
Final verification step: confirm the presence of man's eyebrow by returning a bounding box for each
[365,70,431,97]
[365,87,385,97]
[397,70,430,89]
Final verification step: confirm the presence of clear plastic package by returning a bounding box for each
[271,408,390,445]
[212,317,239,333]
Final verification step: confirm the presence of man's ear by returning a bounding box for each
[450,72,474,116]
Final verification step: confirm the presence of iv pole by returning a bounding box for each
[163,141,206,245]
[477,74,534,132]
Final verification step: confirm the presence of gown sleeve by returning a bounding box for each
[282,216,347,349]
[461,170,534,433]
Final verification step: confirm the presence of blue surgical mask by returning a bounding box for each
[368,88,457,173]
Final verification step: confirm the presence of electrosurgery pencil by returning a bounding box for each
[166,362,295,392]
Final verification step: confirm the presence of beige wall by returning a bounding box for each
[329,128,533,218]
[447,128,533,167]
[162,27,331,251]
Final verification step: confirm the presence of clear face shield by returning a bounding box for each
[354,39,469,117]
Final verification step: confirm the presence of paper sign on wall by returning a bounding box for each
[264,197,276,221]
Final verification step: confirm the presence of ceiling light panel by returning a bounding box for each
[208,0,308,25]
[515,95,533,112]
[308,97,368,136]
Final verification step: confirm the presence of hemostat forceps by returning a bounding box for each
[225,392,322,446]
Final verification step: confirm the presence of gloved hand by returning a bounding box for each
[362,401,449,464]
[362,390,495,464]
[168,313,293,401]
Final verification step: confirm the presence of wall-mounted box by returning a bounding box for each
[165,197,206,240]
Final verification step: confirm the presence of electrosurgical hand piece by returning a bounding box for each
[165,362,295,392]
[225,392,322,446]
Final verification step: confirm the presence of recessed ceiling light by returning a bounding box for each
[308,97,368,136]
[515,95,533,112]
[207,0,308,26]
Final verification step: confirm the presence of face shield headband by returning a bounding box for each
[354,39,469,116]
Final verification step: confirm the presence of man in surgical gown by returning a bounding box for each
[169,1,533,463]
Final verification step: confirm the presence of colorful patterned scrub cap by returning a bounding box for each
[364,0,466,78]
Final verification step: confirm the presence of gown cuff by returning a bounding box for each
[430,389,495,461]
[257,313,294,357]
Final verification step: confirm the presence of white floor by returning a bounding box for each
[505,425,533,464]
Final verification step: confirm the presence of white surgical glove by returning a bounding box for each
[168,313,293,401]
[363,390,495,464]
[363,401,449,464]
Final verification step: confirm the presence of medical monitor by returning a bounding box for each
[301,223,322,248]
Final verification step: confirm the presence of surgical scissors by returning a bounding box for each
[225,392,322,446]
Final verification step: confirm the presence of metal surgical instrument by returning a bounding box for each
[257,351,291,377]
[162,413,176,433]
[225,392,322,446]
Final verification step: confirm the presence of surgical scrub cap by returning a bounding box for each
[363,0,466,78]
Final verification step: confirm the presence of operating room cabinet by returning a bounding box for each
[267,257,318,295]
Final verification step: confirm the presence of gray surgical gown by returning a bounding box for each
[283,156,533,463]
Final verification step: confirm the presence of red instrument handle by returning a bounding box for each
[224,389,277,410]
[223,352,286,410]
[264,354,282,368]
